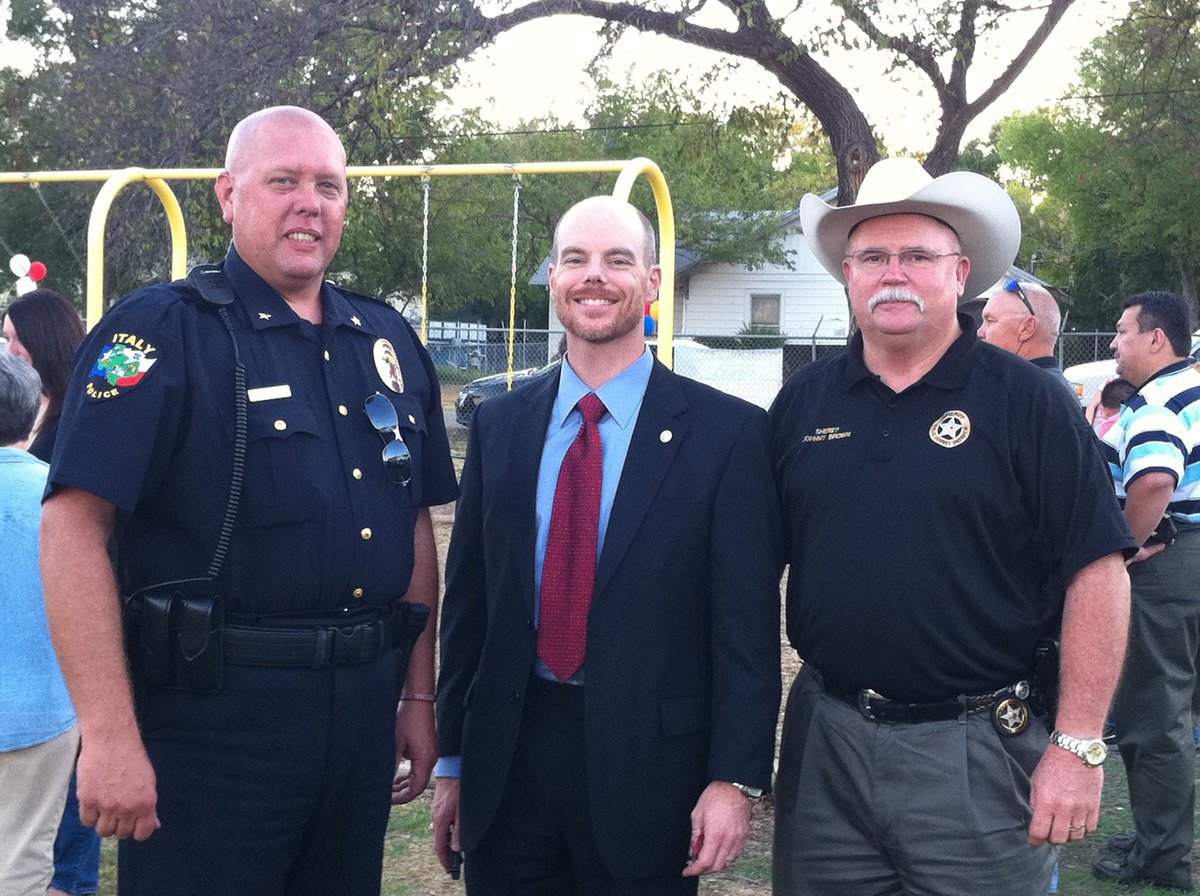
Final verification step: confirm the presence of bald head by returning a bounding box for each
[1024,285,1061,342]
[224,106,346,173]
[214,106,349,309]
[553,196,657,268]
[978,281,1060,358]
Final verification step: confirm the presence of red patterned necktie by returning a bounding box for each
[538,392,607,681]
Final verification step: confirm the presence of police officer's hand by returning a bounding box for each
[683,781,752,877]
[392,698,436,804]
[77,730,160,840]
[1028,745,1102,846]
[431,776,462,873]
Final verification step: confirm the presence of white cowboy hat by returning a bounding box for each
[799,157,1021,300]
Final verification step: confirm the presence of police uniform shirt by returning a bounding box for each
[48,246,458,617]
[1102,359,1200,525]
[769,315,1135,703]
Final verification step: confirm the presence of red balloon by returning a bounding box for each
[29,261,47,282]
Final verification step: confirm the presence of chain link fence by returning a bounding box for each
[433,328,848,431]
[1058,332,1115,370]
[433,327,1120,437]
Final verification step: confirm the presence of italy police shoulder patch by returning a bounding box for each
[85,333,160,400]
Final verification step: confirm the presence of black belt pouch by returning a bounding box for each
[125,589,225,693]
[174,594,224,693]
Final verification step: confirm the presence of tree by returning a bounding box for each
[358,0,1082,198]
[996,0,1200,322]
[1,0,458,303]
[380,68,834,326]
[0,0,834,323]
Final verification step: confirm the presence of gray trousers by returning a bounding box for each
[1111,527,1200,889]
[773,666,1055,896]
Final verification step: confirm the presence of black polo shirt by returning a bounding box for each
[769,316,1133,702]
[49,246,458,618]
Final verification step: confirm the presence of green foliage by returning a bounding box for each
[1,8,835,325]
[995,0,1200,325]
[0,0,455,304]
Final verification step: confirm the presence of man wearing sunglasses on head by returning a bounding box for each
[978,278,1078,404]
[432,195,781,895]
[40,106,458,895]
[769,157,1135,895]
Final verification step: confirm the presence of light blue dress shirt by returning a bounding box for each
[435,348,653,778]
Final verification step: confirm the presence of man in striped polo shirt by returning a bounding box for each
[1097,290,1200,891]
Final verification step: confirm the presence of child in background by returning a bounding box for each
[1088,378,1137,439]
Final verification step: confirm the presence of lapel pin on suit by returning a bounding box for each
[659,429,673,443]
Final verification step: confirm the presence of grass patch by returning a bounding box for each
[384,801,431,859]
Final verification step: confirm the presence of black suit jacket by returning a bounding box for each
[437,358,782,878]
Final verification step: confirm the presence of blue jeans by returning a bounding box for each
[51,774,101,894]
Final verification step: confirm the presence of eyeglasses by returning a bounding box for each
[845,249,961,270]
[364,392,412,487]
[1004,278,1036,316]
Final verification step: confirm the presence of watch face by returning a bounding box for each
[1083,740,1108,766]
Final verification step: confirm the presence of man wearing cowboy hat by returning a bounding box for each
[768,157,1135,894]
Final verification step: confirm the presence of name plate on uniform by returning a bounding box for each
[247,384,293,403]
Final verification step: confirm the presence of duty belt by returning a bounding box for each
[224,615,394,668]
[826,679,1035,734]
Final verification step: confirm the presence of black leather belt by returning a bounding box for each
[224,607,412,669]
[827,681,1032,725]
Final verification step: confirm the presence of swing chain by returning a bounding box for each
[420,176,430,344]
[507,174,522,390]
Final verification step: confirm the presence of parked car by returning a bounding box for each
[453,338,718,426]
[454,361,561,426]
[1064,332,1200,407]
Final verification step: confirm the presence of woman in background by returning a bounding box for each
[2,288,84,462]
[2,288,98,896]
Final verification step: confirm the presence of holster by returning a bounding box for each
[393,601,431,688]
[1032,637,1060,719]
[124,588,225,693]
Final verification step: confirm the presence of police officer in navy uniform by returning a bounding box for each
[40,106,458,896]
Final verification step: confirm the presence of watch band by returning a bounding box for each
[728,781,764,800]
[1049,729,1108,766]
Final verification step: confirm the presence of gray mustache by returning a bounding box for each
[868,288,925,313]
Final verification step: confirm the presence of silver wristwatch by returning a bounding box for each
[728,782,764,800]
[1049,729,1108,767]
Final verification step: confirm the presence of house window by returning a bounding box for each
[750,293,781,332]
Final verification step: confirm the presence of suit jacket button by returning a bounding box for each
[511,690,522,703]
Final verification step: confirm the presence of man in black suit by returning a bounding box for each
[432,195,781,895]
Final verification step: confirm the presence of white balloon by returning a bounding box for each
[8,254,30,277]
[15,276,36,295]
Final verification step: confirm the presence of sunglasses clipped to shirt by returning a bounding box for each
[364,392,412,487]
